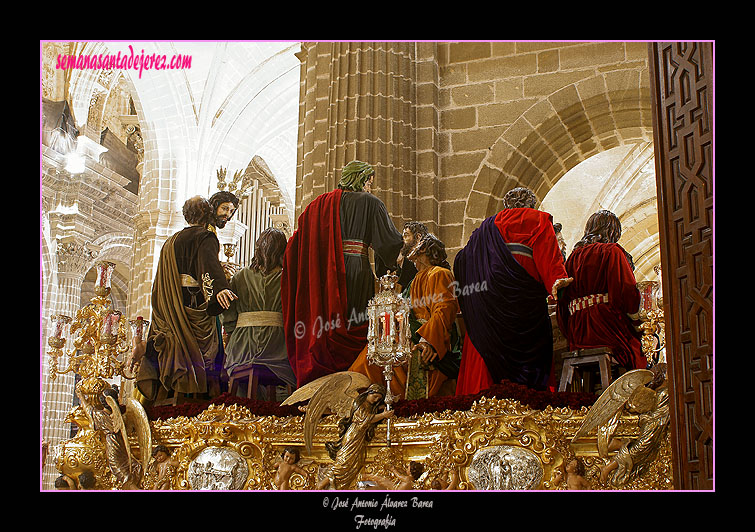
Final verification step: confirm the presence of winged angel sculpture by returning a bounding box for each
[77,385,152,489]
[572,364,670,487]
[281,371,393,489]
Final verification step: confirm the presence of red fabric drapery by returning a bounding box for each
[281,189,368,387]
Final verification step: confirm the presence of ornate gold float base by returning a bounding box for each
[56,395,672,490]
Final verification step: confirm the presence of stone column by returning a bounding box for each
[414,42,442,234]
[41,240,96,490]
[127,208,180,321]
[296,42,438,229]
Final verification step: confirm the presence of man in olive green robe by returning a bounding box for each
[221,227,296,389]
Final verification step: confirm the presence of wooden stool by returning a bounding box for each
[153,372,222,407]
[229,365,293,401]
[558,347,615,393]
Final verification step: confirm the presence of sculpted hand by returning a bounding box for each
[551,277,574,301]
[217,289,238,309]
[416,340,437,364]
[221,262,238,280]
[128,336,147,373]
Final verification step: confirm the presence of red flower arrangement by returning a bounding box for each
[146,380,596,421]
[393,380,596,417]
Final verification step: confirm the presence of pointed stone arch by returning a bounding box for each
[461,70,654,246]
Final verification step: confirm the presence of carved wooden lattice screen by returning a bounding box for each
[648,42,714,490]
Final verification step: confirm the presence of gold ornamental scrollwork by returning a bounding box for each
[58,387,672,490]
[169,404,267,490]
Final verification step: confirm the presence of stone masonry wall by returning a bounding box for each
[295,42,652,261]
[434,42,652,260]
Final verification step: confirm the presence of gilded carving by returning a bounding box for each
[201,272,214,302]
[55,388,673,491]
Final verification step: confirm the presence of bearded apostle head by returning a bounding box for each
[401,221,429,258]
[208,190,240,229]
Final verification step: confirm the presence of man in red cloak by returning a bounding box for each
[281,161,403,387]
[453,187,573,395]
[556,210,646,371]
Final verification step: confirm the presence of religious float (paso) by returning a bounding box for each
[46,266,672,491]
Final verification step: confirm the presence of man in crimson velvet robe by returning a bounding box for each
[453,187,572,394]
[281,161,403,387]
[556,210,645,371]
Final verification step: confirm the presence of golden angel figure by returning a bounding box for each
[282,372,391,489]
[77,384,152,490]
[317,383,393,489]
[572,364,670,487]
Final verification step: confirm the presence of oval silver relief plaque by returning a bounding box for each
[467,445,543,490]
[188,447,249,490]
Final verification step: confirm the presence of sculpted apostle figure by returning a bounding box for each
[556,210,646,371]
[134,195,237,403]
[350,233,461,400]
[395,221,429,292]
[281,161,403,387]
[453,187,572,395]
[220,227,296,390]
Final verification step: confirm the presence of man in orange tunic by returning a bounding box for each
[350,233,460,400]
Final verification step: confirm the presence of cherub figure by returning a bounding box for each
[566,458,590,490]
[430,467,460,490]
[144,445,178,490]
[361,461,425,490]
[273,447,308,490]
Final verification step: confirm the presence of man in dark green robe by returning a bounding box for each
[221,227,296,388]
[282,161,404,387]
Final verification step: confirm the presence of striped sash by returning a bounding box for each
[506,242,533,260]
[568,293,609,315]
[343,239,368,257]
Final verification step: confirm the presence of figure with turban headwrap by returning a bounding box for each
[134,195,238,404]
[282,161,403,387]
[556,210,646,371]
[453,187,573,395]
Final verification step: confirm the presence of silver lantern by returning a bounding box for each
[366,273,412,445]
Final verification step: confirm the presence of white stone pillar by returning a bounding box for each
[40,241,95,490]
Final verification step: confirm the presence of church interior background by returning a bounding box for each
[39,41,714,492]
